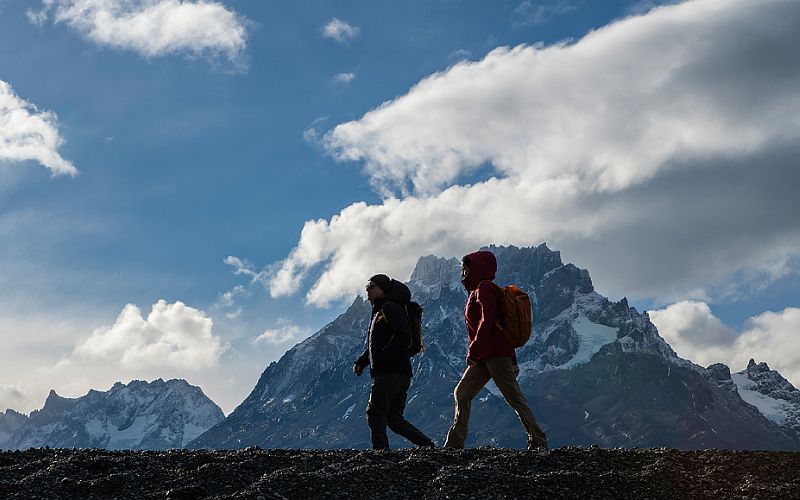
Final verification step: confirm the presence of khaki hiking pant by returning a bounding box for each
[444,356,548,449]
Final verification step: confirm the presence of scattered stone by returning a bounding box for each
[0,447,798,499]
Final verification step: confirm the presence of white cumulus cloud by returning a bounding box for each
[28,0,248,64]
[322,18,359,44]
[73,300,224,370]
[265,0,800,307]
[0,80,77,176]
[649,302,800,386]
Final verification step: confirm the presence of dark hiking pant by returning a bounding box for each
[366,373,432,450]
[444,356,548,449]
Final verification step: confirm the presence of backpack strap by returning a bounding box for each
[475,280,506,329]
[377,306,397,351]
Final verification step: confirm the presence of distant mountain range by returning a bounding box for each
[4,244,800,451]
[189,244,800,451]
[0,379,223,450]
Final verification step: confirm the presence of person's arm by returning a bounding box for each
[475,281,497,341]
[355,347,369,368]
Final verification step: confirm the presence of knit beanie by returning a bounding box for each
[368,274,393,294]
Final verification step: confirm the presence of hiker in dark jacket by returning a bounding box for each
[443,250,548,450]
[354,274,434,450]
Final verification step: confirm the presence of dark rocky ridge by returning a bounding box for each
[1,447,799,499]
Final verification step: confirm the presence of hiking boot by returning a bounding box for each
[527,439,548,451]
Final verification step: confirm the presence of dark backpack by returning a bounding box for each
[404,302,424,356]
[383,279,425,357]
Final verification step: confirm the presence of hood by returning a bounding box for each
[462,250,497,291]
[384,279,411,303]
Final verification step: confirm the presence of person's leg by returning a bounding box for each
[485,357,548,448]
[443,361,492,448]
[366,376,393,450]
[386,375,434,447]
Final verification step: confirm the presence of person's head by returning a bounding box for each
[460,250,497,291]
[366,274,392,303]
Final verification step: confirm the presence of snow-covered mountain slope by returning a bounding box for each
[1,379,224,450]
[0,409,26,448]
[732,359,800,440]
[191,244,799,451]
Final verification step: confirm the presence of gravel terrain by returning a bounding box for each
[1,447,799,499]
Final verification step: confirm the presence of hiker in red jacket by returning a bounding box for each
[443,250,548,450]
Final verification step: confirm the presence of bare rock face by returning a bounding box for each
[190,244,800,451]
[1,379,224,451]
[0,410,26,448]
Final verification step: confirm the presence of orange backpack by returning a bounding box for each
[485,282,533,348]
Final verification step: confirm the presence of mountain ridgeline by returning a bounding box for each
[0,379,223,451]
[190,244,800,451]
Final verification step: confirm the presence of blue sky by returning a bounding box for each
[1,0,799,414]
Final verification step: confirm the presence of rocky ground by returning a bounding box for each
[1,447,799,499]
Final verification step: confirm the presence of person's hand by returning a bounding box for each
[513,365,520,378]
[353,363,364,376]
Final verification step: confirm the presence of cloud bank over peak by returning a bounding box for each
[0,80,77,176]
[266,0,800,308]
[72,300,225,371]
[650,302,800,386]
[0,384,26,413]
[29,0,248,65]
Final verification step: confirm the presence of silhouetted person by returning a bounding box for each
[354,274,434,450]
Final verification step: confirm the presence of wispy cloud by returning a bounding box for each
[513,1,577,26]
[650,302,800,386]
[0,80,77,176]
[322,17,359,44]
[254,319,309,345]
[72,300,225,370]
[28,0,249,66]
[302,116,329,145]
[267,0,800,307]
[332,72,356,84]
[448,49,472,62]
[224,256,259,280]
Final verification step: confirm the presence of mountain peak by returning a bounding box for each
[747,359,771,374]
[409,255,460,288]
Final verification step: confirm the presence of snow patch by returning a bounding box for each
[557,316,618,369]
[85,418,106,439]
[732,373,790,425]
[106,414,159,450]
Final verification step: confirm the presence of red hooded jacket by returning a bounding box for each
[461,250,516,363]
